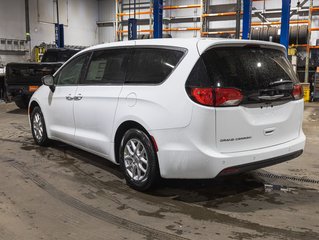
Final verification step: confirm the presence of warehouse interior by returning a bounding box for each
[1,0,319,100]
[0,0,319,239]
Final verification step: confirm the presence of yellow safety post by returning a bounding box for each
[301,83,310,102]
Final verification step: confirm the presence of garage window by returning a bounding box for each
[125,48,185,84]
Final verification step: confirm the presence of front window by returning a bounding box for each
[57,54,88,86]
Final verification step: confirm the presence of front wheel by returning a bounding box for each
[119,129,159,191]
[31,106,50,146]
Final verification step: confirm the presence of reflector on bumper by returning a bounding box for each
[29,86,39,92]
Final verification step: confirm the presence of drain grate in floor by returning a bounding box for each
[254,171,319,185]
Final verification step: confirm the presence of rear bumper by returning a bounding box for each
[152,128,306,179]
[217,150,303,177]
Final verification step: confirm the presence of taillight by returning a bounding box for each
[215,88,243,106]
[191,88,213,106]
[190,87,243,107]
[292,84,303,100]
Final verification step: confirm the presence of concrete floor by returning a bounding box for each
[0,102,318,240]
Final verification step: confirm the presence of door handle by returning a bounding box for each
[65,95,74,101]
[74,94,83,101]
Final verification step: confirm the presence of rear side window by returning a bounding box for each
[186,58,211,88]
[84,49,129,84]
[125,48,184,84]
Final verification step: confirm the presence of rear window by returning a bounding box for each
[200,46,299,103]
[125,48,184,84]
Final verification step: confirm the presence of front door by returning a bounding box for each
[47,53,89,143]
[73,48,132,156]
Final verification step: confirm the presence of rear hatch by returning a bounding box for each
[189,41,303,153]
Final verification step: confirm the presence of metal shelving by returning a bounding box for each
[114,1,318,45]
[115,1,249,39]
[305,1,319,83]
[115,0,202,40]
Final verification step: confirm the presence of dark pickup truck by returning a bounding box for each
[5,48,79,108]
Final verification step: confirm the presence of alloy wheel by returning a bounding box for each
[33,112,43,141]
[124,138,149,182]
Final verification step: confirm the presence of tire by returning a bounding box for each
[119,129,159,191]
[15,96,29,109]
[31,106,50,146]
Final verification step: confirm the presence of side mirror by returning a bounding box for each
[42,75,55,92]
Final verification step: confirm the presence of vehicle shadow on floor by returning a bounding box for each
[42,140,263,197]
[50,141,261,187]
[149,175,319,214]
[48,140,125,179]
[151,175,265,202]
[48,141,272,208]
[7,108,28,115]
[26,140,315,214]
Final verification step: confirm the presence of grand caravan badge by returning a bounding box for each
[220,136,252,142]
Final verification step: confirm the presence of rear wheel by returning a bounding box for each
[31,106,50,146]
[119,129,159,191]
[15,96,29,109]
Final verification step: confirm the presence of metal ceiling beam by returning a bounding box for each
[290,0,308,17]
[255,12,270,23]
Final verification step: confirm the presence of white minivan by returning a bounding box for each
[29,38,305,191]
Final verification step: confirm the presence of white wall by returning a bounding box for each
[28,0,99,48]
[0,0,99,63]
[0,0,26,40]
[98,0,115,43]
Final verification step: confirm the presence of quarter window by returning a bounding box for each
[125,48,184,84]
[84,49,129,84]
[57,54,88,85]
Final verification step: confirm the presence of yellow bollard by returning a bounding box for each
[300,83,310,102]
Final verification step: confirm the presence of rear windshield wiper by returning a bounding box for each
[247,88,287,102]
[248,93,286,102]
[258,94,285,101]
[269,80,293,87]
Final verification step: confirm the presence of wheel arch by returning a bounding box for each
[29,100,40,117]
[29,100,51,139]
[114,120,157,164]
